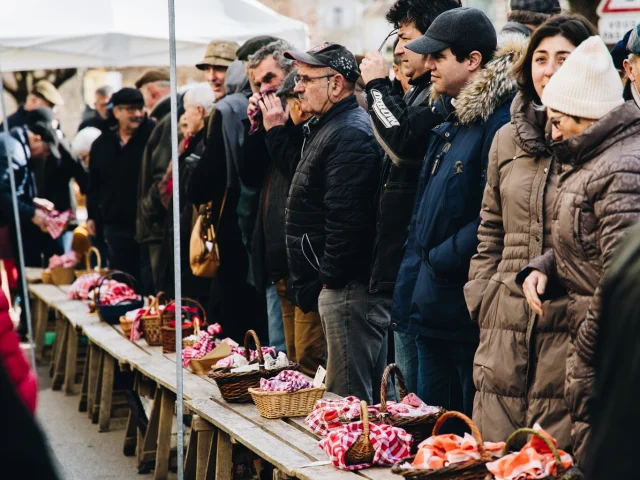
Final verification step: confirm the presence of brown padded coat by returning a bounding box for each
[519,101,640,466]
[465,92,571,449]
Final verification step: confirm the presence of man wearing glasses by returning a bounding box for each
[359,0,460,396]
[87,88,154,284]
[282,43,384,403]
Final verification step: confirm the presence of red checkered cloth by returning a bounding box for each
[182,330,216,367]
[94,280,140,306]
[215,346,277,368]
[259,370,313,392]
[46,210,75,240]
[48,251,79,268]
[319,420,412,470]
[67,273,101,300]
[306,396,377,437]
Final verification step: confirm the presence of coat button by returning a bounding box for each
[535,235,541,242]
[445,132,450,137]
[391,322,397,329]
[544,167,548,174]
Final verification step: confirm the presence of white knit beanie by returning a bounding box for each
[541,36,624,120]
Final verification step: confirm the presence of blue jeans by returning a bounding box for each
[415,336,477,421]
[266,284,286,354]
[394,331,419,396]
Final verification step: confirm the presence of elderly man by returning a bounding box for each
[78,86,113,131]
[197,40,240,100]
[624,25,640,107]
[283,43,383,402]
[87,88,154,282]
[4,80,64,130]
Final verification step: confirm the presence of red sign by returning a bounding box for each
[598,0,640,15]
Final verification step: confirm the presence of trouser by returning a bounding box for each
[148,242,162,282]
[276,280,325,377]
[266,284,285,354]
[415,335,477,432]
[103,225,141,288]
[394,331,419,397]
[318,282,389,404]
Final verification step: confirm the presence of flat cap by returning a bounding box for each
[196,40,240,70]
[32,80,64,107]
[134,69,170,89]
[111,87,144,107]
[510,0,561,14]
[237,36,279,61]
[276,69,299,98]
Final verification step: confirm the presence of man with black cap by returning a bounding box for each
[393,7,523,417]
[87,87,154,284]
[358,0,460,395]
[283,43,383,403]
[502,0,561,36]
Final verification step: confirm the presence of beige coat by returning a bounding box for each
[522,101,640,466]
[465,92,571,448]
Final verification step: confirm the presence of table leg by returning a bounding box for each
[91,348,104,423]
[141,385,162,466]
[34,299,48,362]
[155,388,175,480]
[215,430,233,480]
[79,342,90,411]
[51,316,68,391]
[98,353,115,432]
[63,326,78,395]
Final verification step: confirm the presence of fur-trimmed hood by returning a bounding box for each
[430,33,528,125]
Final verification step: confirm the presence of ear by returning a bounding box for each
[624,59,636,82]
[467,51,483,72]
[197,105,205,116]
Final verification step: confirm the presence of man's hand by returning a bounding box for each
[260,93,289,131]
[359,51,389,85]
[248,92,262,126]
[86,219,96,237]
[522,270,548,316]
[32,209,49,232]
[33,197,55,212]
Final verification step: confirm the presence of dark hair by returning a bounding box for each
[513,13,597,103]
[450,45,494,67]
[386,0,461,34]
[509,9,551,27]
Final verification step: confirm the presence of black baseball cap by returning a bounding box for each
[406,7,497,59]
[28,121,60,160]
[284,43,361,83]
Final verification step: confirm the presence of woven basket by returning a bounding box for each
[378,364,445,452]
[391,411,492,480]
[75,246,110,279]
[249,385,326,419]
[345,400,376,466]
[42,270,53,284]
[208,330,299,403]
[119,315,134,338]
[141,292,170,346]
[183,319,201,348]
[51,266,76,285]
[491,429,582,480]
[95,271,144,325]
[160,298,206,354]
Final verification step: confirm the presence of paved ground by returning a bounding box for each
[35,364,178,480]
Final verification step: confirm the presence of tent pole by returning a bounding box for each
[167,1,184,478]
[0,68,36,369]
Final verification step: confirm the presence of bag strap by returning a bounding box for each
[215,188,228,232]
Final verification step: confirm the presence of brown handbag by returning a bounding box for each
[189,190,227,278]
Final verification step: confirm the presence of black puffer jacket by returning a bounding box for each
[366,72,439,293]
[286,95,382,312]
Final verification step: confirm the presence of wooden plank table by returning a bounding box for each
[25,266,43,284]
[28,283,69,363]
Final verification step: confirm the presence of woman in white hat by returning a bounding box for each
[519,35,640,466]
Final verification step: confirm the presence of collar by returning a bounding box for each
[310,95,359,131]
[408,71,431,88]
[632,82,640,109]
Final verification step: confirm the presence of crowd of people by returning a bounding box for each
[2,0,640,475]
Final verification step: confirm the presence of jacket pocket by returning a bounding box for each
[573,200,599,258]
[442,170,467,219]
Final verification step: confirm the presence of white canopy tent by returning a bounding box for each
[0,0,308,71]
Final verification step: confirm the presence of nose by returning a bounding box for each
[544,60,556,77]
[425,54,436,71]
[293,81,304,94]
[551,125,562,141]
[394,42,404,56]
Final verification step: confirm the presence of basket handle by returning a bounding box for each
[360,400,370,438]
[503,428,565,475]
[432,411,489,461]
[85,246,102,271]
[96,270,138,307]
[380,363,408,414]
[160,297,207,328]
[243,329,263,364]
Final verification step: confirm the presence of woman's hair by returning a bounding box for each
[183,83,216,116]
[513,13,597,103]
[71,126,101,157]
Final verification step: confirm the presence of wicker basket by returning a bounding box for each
[492,429,582,480]
[141,292,170,346]
[120,315,134,338]
[51,266,76,285]
[95,271,144,325]
[208,330,299,403]
[160,298,206,354]
[42,270,53,284]
[378,364,445,452]
[249,385,326,419]
[182,319,201,348]
[391,411,492,480]
[75,246,110,279]
[345,400,376,466]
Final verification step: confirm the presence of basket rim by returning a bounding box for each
[208,362,299,380]
[248,385,326,397]
[377,407,446,426]
[391,455,490,475]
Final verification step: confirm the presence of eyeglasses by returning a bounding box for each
[549,113,568,128]
[378,28,398,53]
[294,74,335,86]
[117,105,144,113]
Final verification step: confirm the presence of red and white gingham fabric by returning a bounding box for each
[259,370,313,392]
[215,346,277,368]
[48,251,78,268]
[67,273,101,300]
[306,396,377,436]
[319,420,412,470]
[46,210,75,239]
[95,280,140,306]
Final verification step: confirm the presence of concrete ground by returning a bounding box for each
[35,364,178,480]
